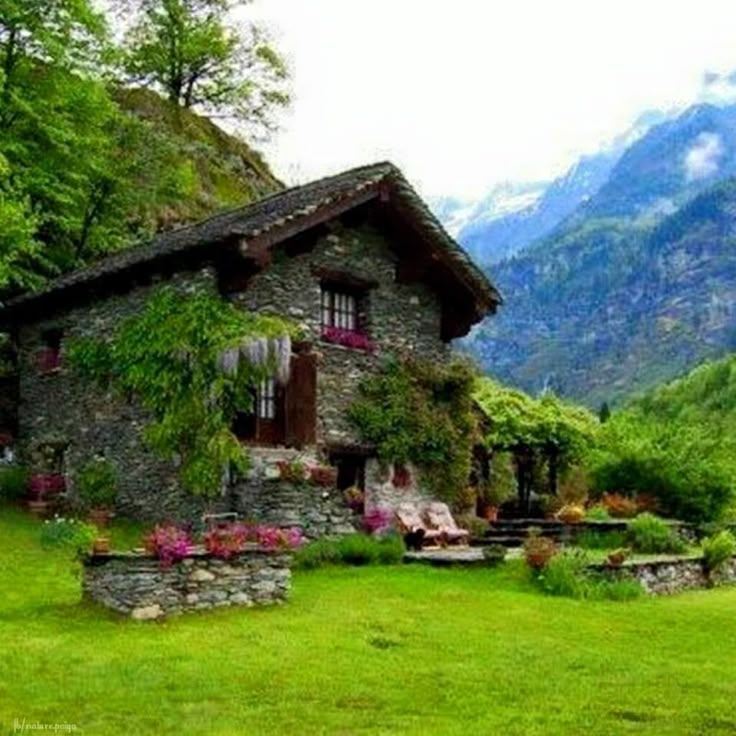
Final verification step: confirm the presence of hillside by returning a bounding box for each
[116,88,283,230]
[466,103,736,406]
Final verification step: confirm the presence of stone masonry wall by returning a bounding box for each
[230,222,451,447]
[15,221,453,524]
[16,269,219,521]
[591,556,736,595]
[232,448,357,538]
[83,548,291,619]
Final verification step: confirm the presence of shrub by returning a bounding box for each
[559,465,589,505]
[277,460,308,484]
[294,533,405,569]
[76,458,117,509]
[293,537,341,569]
[585,504,611,521]
[702,530,736,574]
[0,466,29,502]
[523,528,558,570]
[456,514,489,539]
[40,517,97,556]
[575,530,627,550]
[556,504,585,524]
[534,548,642,601]
[537,549,590,598]
[627,513,687,554]
[601,493,639,519]
[482,544,507,566]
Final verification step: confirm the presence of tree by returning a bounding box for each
[0,0,107,124]
[599,401,611,423]
[121,0,289,133]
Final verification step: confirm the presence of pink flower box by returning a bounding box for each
[321,327,376,353]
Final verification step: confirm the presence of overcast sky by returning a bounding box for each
[246,0,736,199]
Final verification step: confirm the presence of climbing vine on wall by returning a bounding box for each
[349,357,479,500]
[67,286,297,498]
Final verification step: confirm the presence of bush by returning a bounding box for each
[294,533,405,569]
[534,549,642,601]
[537,549,590,597]
[482,544,507,566]
[627,513,687,554]
[40,517,97,556]
[456,514,489,539]
[0,466,29,502]
[76,458,117,509]
[523,529,558,570]
[601,493,639,519]
[559,466,589,505]
[585,504,611,521]
[576,530,627,550]
[702,530,736,574]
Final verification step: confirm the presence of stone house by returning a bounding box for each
[0,162,500,535]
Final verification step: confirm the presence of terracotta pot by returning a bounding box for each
[92,537,111,555]
[27,500,49,518]
[88,508,112,528]
[483,506,498,522]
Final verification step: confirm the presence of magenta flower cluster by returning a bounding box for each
[146,523,305,565]
[363,507,393,535]
[29,473,66,499]
[321,327,376,353]
[143,525,195,567]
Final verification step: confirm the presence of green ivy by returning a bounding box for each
[348,357,478,500]
[67,286,297,498]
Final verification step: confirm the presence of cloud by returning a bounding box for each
[684,132,723,181]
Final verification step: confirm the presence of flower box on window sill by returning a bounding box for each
[37,349,62,375]
[320,327,376,353]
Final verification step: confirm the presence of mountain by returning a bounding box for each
[436,109,671,266]
[467,103,736,407]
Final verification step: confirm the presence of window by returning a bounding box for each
[257,378,276,420]
[38,328,63,373]
[321,287,357,331]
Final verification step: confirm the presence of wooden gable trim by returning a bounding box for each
[311,266,379,291]
[238,187,380,260]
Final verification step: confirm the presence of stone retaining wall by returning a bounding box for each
[83,548,291,619]
[591,556,736,595]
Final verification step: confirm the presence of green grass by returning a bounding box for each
[2,506,736,735]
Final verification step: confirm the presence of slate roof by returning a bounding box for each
[3,161,501,315]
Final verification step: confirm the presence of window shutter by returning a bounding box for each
[285,351,317,448]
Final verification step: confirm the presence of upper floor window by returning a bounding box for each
[37,328,63,374]
[321,287,357,331]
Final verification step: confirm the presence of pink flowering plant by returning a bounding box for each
[29,473,66,500]
[321,327,376,353]
[363,508,393,535]
[143,525,194,567]
[203,523,249,559]
[252,524,305,551]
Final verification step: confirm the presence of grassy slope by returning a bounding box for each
[2,506,736,735]
[115,88,283,230]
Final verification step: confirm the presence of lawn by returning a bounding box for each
[1,506,736,735]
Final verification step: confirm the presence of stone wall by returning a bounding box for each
[591,556,736,595]
[232,448,357,538]
[16,269,218,521]
[83,548,291,619]
[230,223,450,446]
[15,220,453,523]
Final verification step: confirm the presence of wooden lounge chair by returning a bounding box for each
[424,502,470,546]
[395,503,443,550]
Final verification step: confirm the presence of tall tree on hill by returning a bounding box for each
[120,0,289,134]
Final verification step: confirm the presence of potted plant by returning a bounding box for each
[27,473,66,517]
[344,486,365,514]
[607,547,631,568]
[77,458,117,527]
[556,504,586,524]
[480,452,517,522]
[309,464,338,487]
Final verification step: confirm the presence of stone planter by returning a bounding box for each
[82,546,292,619]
